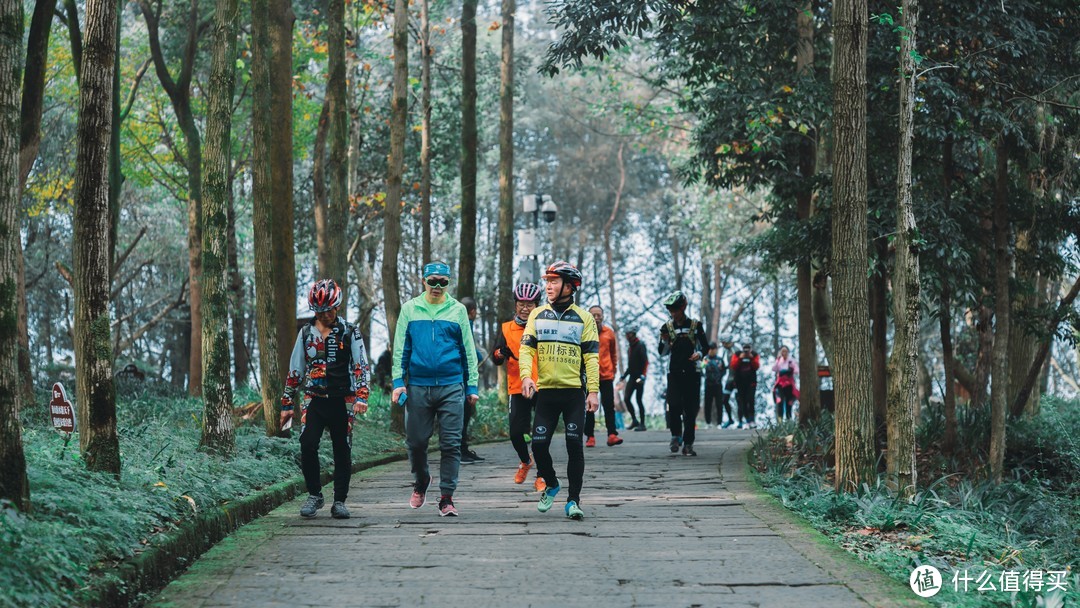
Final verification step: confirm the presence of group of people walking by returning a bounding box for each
[277,260,800,521]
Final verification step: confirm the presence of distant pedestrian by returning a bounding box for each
[620,328,649,431]
[584,306,623,448]
[659,290,709,456]
[730,343,760,429]
[392,262,479,517]
[702,342,728,429]
[281,279,370,520]
[772,345,799,421]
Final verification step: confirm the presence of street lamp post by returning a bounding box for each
[518,193,557,283]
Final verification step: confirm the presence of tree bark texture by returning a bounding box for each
[73,0,121,475]
[199,0,238,455]
[251,0,284,436]
[605,142,626,350]
[496,0,515,322]
[795,0,819,423]
[313,100,330,275]
[886,0,920,496]
[870,240,888,454]
[269,0,296,380]
[457,0,478,298]
[830,0,875,492]
[326,0,349,309]
[420,0,432,265]
[382,0,408,341]
[989,138,1011,484]
[812,268,834,363]
[1007,236,1044,416]
[0,0,29,509]
[940,136,958,453]
[227,175,248,386]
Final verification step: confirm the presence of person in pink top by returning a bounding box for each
[771,345,799,422]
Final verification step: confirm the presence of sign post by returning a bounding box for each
[49,383,76,456]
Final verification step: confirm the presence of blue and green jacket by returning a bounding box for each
[392,294,479,396]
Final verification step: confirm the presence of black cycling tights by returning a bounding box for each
[531,388,586,504]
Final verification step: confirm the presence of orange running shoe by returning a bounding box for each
[514,460,532,484]
[585,436,596,448]
[607,433,624,446]
[534,476,547,493]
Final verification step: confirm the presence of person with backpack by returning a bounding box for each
[620,328,649,431]
[391,262,479,517]
[702,342,727,429]
[584,305,623,448]
[281,279,370,520]
[658,291,709,456]
[491,283,545,492]
[730,343,761,429]
[519,261,599,521]
[771,345,800,421]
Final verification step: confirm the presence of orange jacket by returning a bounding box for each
[492,319,538,395]
[598,325,618,381]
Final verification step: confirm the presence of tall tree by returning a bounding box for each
[0,0,29,510]
[794,0,819,425]
[830,0,875,492]
[989,137,1011,484]
[885,0,920,497]
[457,0,478,298]
[251,0,283,436]
[269,0,296,379]
[496,0,515,321]
[382,0,407,339]
[324,0,349,305]
[138,0,204,396]
[419,0,432,265]
[199,0,239,454]
[73,0,121,474]
[226,174,248,386]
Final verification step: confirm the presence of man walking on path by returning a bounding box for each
[391,262,480,517]
[491,283,545,492]
[659,291,709,456]
[731,343,761,429]
[281,279,370,520]
[519,261,600,520]
[703,342,728,429]
[585,306,623,448]
[620,328,649,431]
[458,296,486,464]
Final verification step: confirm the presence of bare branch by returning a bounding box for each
[111,226,149,281]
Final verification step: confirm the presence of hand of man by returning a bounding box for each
[690,351,702,362]
[585,392,600,413]
[279,409,293,429]
[466,394,479,407]
[636,376,645,385]
[392,387,407,406]
[353,400,368,416]
[521,377,537,399]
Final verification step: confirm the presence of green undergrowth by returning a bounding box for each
[2,382,507,608]
[750,399,1080,608]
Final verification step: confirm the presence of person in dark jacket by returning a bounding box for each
[620,328,649,431]
[702,343,728,428]
[730,343,761,429]
[659,291,709,456]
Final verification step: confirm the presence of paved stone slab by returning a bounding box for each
[151,427,921,607]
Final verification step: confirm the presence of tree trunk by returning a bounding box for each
[1008,238,1042,415]
[672,232,683,292]
[313,100,330,274]
[251,0,284,436]
[420,0,432,265]
[1010,274,1080,417]
[940,136,958,453]
[227,173,248,387]
[710,261,724,343]
[0,0,30,510]
[73,0,121,475]
[605,142,626,352]
[270,0,296,380]
[199,0,238,455]
[457,0,478,298]
[812,268,834,363]
[496,0,515,322]
[989,137,1011,484]
[326,0,349,308]
[771,275,781,355]
[886,0,920,497]
[701,260,712,340]
[383,0,408,340]
[830,0,875,492]
[794,0,819,424]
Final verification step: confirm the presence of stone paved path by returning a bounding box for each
[151,427,921,607]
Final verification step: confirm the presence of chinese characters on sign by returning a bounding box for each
[49,382,75,433]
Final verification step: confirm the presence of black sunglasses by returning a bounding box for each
[426,277,450,288]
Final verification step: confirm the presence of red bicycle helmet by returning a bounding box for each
[308,279,343,312]
[542,261,583,291]
[513,282,543,303]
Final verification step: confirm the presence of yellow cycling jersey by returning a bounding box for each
[519,302,600,393]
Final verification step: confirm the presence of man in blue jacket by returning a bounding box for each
[392,262,479,517]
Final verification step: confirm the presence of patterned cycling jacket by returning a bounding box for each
[519,301,600,393]
[281,318,371,412]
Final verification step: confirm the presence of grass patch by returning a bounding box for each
[750,400,1080,608]
[2,382,507,608]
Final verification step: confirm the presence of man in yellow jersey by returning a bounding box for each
[519,261,599,521]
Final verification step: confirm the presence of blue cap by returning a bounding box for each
[423,262,452,278]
